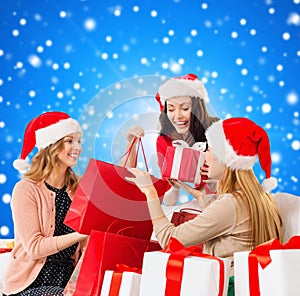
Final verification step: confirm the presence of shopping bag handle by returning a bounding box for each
[107,220,136,237]
[179,208,202,214]
[116,226,135,237]
[116,137,149,171]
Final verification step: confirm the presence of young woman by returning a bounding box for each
[126,117,282,295]
[125,74,219,205]
[3,111,88,296]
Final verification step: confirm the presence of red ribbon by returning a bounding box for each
[162,237,225,296]
[108,264,141,296]
[248,235,300,296]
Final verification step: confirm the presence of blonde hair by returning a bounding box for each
[218,168,282,249]
[24,138,80,193]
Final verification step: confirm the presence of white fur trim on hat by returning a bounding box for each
[206,120,257,170]
[35,118,82,149]
[13,159,30,171]
[158,78,208,102]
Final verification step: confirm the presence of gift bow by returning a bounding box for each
[248,235,300,296]
[172,140,206,152]
[162,237,225,296]
[115,263,142,274]
[108,264,141,296]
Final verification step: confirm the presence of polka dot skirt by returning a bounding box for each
[13,183,78,296]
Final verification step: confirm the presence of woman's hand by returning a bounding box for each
[167,178,181,188]
[126,167,155,194]
[200,163,219,184]
[170,179,193,193]
[200,163,209,180]
[126,126,144,143]
[170,179,205,201]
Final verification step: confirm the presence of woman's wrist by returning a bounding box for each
[143,186,159,200]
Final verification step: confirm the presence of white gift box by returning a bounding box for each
[0,239,14,249]
[139,251,230,296]
[0,252,11,294]
[234,250,300,296]
[100,270,141,296]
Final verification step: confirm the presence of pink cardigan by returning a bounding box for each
[3,179,81,295]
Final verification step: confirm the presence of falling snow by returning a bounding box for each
[0,0,299,238]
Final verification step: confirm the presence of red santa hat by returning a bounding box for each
[155,73,208,111]
[13,111,82,171]
[205,117,277,192]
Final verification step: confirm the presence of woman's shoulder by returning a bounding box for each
[156,135,173,153]
[157,134,173,145]
[212,193,238,208]
[13,178,42,191]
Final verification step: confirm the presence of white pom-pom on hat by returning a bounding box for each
[13,111,82,172]
[262,177,278,192]
[13,159,30,171]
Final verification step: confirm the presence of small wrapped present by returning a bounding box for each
[100,264,141,296]
[234,236,300,296]
[139,238,230,296]
[162,140,206,184]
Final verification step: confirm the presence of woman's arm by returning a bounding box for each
[126,168,236,248]
[162,185,180,206]
[11,181,88,259]
[126,168,168,224]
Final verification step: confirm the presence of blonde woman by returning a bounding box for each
[3,112,88,296]
[126,117,282,296]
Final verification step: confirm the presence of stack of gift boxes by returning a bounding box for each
[62,142,300,295]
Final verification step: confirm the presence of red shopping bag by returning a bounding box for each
[64,138,170,240]
[170,208,203,251]
[70,229,161,296]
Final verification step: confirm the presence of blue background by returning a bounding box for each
[0,0,299,239]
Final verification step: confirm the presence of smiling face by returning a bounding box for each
[166,96,192,138]
[57,132,82,169]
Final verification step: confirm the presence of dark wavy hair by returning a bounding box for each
[159,97,219,143]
